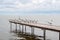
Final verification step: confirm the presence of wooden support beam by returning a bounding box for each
[43,29,46,40]
[10,22,12,32]
[31,27,34,36]
[59,32,60,40]
[15,24,17,33]
[25,25,26,34]
[22,25,24,35]
[19,24,21,32]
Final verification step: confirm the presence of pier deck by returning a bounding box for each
[9,19,60,40]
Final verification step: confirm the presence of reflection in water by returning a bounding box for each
[9,30,43,40]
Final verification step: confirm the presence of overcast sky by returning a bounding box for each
[0,0,60,15]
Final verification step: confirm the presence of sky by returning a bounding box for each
[0,0,60,15]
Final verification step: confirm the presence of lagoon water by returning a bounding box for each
[0,14,60,40]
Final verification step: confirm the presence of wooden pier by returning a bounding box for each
[9,19,60,40]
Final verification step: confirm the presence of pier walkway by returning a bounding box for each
[9,19,60,40]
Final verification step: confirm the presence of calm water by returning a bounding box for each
[0,15,59,40]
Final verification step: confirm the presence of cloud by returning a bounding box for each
[0,0,60,13]
[14,0,60,10]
